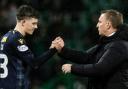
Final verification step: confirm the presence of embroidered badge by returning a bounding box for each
[18,39,24,44]
[17,45,28,52]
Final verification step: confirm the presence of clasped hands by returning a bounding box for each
[50,37,72,74]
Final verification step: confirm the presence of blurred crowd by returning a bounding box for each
[0,0,128,89]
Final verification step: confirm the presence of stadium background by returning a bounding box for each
[0,0,128,89]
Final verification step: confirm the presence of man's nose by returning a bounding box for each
[96,23,99,28]
[35,25,38,29]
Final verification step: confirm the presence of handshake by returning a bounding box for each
[50,37,72,74]
[50,36,64,52]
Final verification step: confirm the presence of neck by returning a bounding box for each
[107,32,116,37]
[14,23,26,36]
[105,28,117,37]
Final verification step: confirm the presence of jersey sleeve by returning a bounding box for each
[10,37,56,68]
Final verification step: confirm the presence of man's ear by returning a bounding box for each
[21,20,26,26]
[106,21,111,30]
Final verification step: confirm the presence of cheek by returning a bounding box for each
[26,23,33,29]
[98,24,105,33]
[98,24,102,31]
[99,24,105,30]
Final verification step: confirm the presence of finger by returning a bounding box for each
[64,70,69,74]
[62,66,65,71]
[56,37,63,42]
[55,37,61,40]
[63,69,67,74]
[52,40,59,44]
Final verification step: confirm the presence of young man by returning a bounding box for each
[53,10,128,89]
[0,5,56,89]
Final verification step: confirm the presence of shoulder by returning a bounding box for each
[10,31,24,44]
[110,40,128,47]
[105,40,128,51]
[9,31,21,42]
[1,31,15,43]
[1,30,25,45]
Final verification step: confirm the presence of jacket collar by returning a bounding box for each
[98,24,128,44]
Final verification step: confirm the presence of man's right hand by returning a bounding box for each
[51,37,65,52]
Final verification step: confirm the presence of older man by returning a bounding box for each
[53,10,128,89]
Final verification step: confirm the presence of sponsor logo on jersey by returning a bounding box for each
[17,45,28,52]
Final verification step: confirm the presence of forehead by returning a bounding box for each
[99,13,107,21]
[26,17,38,22]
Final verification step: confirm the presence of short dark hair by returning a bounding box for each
[101,9,123,28]
[16,5,39,21]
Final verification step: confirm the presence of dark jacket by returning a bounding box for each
[59,24,128,89]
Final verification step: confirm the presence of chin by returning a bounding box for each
[29,33,33,35]
[30,31,34,35]
[27,32,33,35]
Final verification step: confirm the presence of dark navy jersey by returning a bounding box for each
[0,30,56,89]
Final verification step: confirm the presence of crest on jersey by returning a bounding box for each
[18,39,24,44]
[17,45,28,52]
[1,37,7,43]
